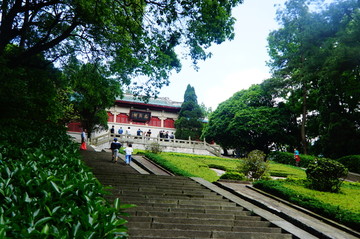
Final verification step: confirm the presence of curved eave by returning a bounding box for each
[115,100,181,112]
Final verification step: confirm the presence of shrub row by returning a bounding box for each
[337,155,360,174]
[269,151,360,174]
[268,151,317,167]
[0,120,129,238]
[253,180,360,231]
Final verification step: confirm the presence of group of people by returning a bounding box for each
[159,130,174,140]
[110,138,133,165]
[110,126,154,138]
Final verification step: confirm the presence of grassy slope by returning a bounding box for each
[141,152,360,215]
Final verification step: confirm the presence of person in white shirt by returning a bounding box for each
[125,144,133,165]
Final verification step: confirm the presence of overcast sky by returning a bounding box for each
[158,0,287,109]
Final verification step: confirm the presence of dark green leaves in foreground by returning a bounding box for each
[0,120,133,238]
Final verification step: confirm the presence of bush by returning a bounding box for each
[306,158,348,192]
[268,151,317,167]
[337,155,360,174]
[145,142,163,154]
[220,172,246,181]
[0,120,130,238]
[239,150,269,180]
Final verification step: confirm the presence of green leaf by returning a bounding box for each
[41,224,50,234]
[50,181,61,194]
[35,217,52,227]
[24,192,32,203]
[120,204,136,209]
[113,198,121,210]
[73,221,81,237]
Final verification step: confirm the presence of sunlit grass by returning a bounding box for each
[269,161,307,179]
[141,151,306,182]
[282,181,360,213]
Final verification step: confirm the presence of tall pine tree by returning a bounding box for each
[175,85,204,140]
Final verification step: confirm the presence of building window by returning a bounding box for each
[164,118,175,128]
[116,113,129,124]
[108,112,114,122]
[149,116,161,127]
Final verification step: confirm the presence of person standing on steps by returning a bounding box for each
[125,143,133,165]
[110,138,122,163]
[110,125,115,137]
[81,129,86,144]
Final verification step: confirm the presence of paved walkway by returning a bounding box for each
[80,148,359,239]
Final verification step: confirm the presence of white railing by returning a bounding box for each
[89,132,221,156]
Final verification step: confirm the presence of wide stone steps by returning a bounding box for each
[80,151,292,238]
[98,174,292,238]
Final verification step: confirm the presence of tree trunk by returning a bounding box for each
[301,86,308,154]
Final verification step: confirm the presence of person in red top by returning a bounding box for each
[294,148,300,166]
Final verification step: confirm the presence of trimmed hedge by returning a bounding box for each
[268,151,317,167]
[253,180,360,231]
[337,155,360,174]
[0,120,130,238]
[220,172,246,181]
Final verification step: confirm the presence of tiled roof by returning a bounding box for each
[117,94,182,108]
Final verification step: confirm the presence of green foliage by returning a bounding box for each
[202,83,297,154]
[239,150,269,180]
[63,59,122,135]
[207,164,227,171]
[220,172,246,181]
[337,155,360,174]
[175,84,204,140]
[268,0,360,158]
[0,120,130,238]
[253,180,360,231]
[268,151,316,167]
[145,142,163,154]
[306,158,348,192]
[0,0,243,97]
[0,47,64,122]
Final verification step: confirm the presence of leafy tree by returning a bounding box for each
[267,0,324,154]
[0,0,243,97]
[199,102,213,118]
[309,1,360,158]
[0,45,64,121]
[267,0,360,158]
[63,58,122,137]
[202,82,297,155]
[175,84,204,140]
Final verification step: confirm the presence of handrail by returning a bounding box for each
[90,132,221,156]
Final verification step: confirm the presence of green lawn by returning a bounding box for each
[141,151,360,231]
[141,153,360,229]
[282,181,360,213]
[142,151,306,182]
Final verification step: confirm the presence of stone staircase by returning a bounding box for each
[97,173,292,239]
[81,149,292,238]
